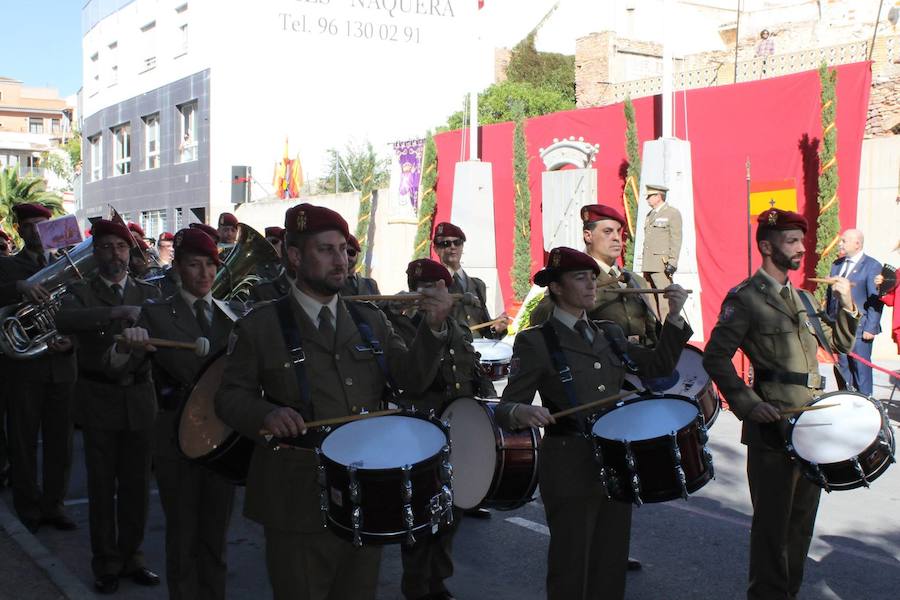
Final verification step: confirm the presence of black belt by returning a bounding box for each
[754,368,825,390]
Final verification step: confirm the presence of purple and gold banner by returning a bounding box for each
[390,139,425,221]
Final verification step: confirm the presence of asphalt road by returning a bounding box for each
[3,379,899,599]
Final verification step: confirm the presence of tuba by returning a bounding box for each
[211,223,282,303]
[0,237,98,359]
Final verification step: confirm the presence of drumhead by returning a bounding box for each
[440,398,497,509]
[791,393,883,464]
[179,355,232,459]
[321,415,447,469]
[592,396,699,441]
[473,339,514,363]
[626,347,710,397]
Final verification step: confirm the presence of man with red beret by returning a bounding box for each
[215,203,454,600]
[157,232,175,266]
[530,205,659,351]
[265,226,285,259]
[704,208,858,600]
[388,258,496,600]
[190,222,221,244]
[496,246,692,600]
[217,212,239,245]
[0,229,12,257]
[0,203,78,535]
[340,235,381,297]
[115,228,239,600]
[55,219,162,593]
[433,222,509,338]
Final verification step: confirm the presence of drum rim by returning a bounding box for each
[591,393,703,442]
[440,397,501,509]
[176,349,235,460]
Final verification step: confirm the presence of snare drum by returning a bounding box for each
[177,353,254,485]
[624,346,720,426]
[473,339,514,381]
[787,391,895,491]
[440,397,539,511]
[591,395,714,505]
[318,413,454,546]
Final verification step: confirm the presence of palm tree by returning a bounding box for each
[0,166,65,250]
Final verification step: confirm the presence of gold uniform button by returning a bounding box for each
[345,377,353,386]
[283,362,291,368]
[451,365,457,371]
[593,362,602,369]
[449,349,455,355]
[335,354,341,361]
[455,382,461,390]
[597,384,606,392]
[351,406,358,413]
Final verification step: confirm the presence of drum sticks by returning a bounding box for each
[779,403,839,416]
[606,288,694,295]
[114,335,210,357]
[259,408,403,439]
[550,390,637,420]
[345,293,465,303]
[808,277,856,287]
[470,317,506,332]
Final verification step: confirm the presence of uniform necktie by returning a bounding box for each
[780,286,798,314]
[194,299,211,336]
[318,305,335,342]
[110,283,123,302]
[453,272,463,290]
[574,320,593,345]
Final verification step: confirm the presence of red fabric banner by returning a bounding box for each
[432,62,872,341]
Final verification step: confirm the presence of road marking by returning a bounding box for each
[64,489,159,507]
[505,517,549,536]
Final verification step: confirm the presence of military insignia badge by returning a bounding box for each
[414,264,422,278]
[719,304,735,322]
[436,223,444,236]
[580,207,588,221]
[768,211,778,225]
[296,210,307,232]
[508,356,521,378]
[550,251,561,268]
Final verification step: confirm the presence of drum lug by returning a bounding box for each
[809,463,831,492]
[319,489,329,528]
[315,449,326,487]
[851,458,870,488]
[442,486,453,524]
[349,465,361,505]
[351,506,363,547]
[630,473,643,507]
[669,432,682,465]
[440,445,452,484]
[591,442,610,498]
[403,504,415,545]
[696,415,709,444]
[624,441,637,473]
[401,464,413,504]
[703,445,715,479]
[675,465,689,501]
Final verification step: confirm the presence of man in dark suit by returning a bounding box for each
[0,203,77,533]
[827,229,883,395]
[116,228,238,600]
[433,222,509,339]
[215,203,453,600]
[55,219,161,594]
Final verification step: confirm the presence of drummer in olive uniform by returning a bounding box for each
[55,219,161,594]
[214,203,453,600]
[703,209,858,600]
[265,226,285,259]
[433,222,509,338]
[386,258,496,600]
[641,184,682,321]
[340,235,380,297]
[495,247,692,600]
[115,228,238,600]
[531,205,659,346]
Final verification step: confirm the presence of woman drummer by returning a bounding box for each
[494,247,691,600]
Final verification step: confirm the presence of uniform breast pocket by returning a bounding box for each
[348,346,384,388]
[757,321,795,358]
[260,362,296,404]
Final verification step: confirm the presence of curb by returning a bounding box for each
[0,499,96,600]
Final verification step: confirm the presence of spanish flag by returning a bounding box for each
[749,179,797,216]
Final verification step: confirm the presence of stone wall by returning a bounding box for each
[867,78,900,137]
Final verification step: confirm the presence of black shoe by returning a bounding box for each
[627,558,642,571]
[21,517,40,534]
[40,514,77,531]
[464,507,491,519]
[127,567,160,586]
[94,575,119,594]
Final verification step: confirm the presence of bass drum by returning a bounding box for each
[440,397,540,511]
[177,352,254,485]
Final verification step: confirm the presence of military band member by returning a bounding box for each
[703,209,858,600]
[387,258,496,600]
[433,222,509,338]
[157,231,175,266]
[217,212,239,245]
[115,228,238,600]
[215,203,453,600]
[495,246,691,600]
[55,219,161,594]
[0,229,12,257]
[641,184,682,321]
[250,227,292,303]
[340,235,380,297]
[190,222,221,244]
[531,205,659,347]
[265,226,285,259]
[0,203,77,534]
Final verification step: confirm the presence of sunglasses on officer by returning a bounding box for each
[434,238,464,249]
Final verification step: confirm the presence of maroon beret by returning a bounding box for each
[284,203,350,240]
[91,219,133,245]
[757,208,808,234]
[12,203,52,221]
[348,235,361,253]
[189,223,221,243]
[406,259,452,289]
[174,228,222,265]
[534,247,601,287]
[127,222,146,238]
[158,232,174,243]
[433,222,466,241]
[0,230,10,242]
[218,212,239,227]
[264,226,285,241]
[580,204,625,228]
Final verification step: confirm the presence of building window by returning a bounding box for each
[51,118,61,134]
[174,207,184,231]
[177,23,189,56]
[141,21,157,72]
[89,52,100,93]
[177,101,198,163]
[143,114,160,170]
[140,209,167,240]
[29,117,44,134]
[108,41,118,86]
[112,123,131,176]
[89,134,102,181]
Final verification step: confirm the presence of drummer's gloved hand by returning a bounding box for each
[747,402,781,424]
[511,405,556,429]
[263,406,307,439]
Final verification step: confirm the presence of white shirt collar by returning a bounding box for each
[552,305,590,332]
[100,273,128,289]
[179,287,214,309]
[291,283,339,326]
[592,256,618,275]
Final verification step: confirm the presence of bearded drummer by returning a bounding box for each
[111,228,242,600]
[495,246,691,600]
[214,204,453,600]
[703,209,858,600]
[385,258,496,600]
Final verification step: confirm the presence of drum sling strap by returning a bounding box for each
[345,301,400,403]
[539,324,587,435]
[273,296,314,419]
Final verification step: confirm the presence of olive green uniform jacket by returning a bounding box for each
[641,203,682,273]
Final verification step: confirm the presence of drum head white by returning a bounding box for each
[440,398,497,509]
[791,393,882,464]
[321,416,447,469]
[592,397,699,442]
[628,347,710,397]
[473,339,514,363]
